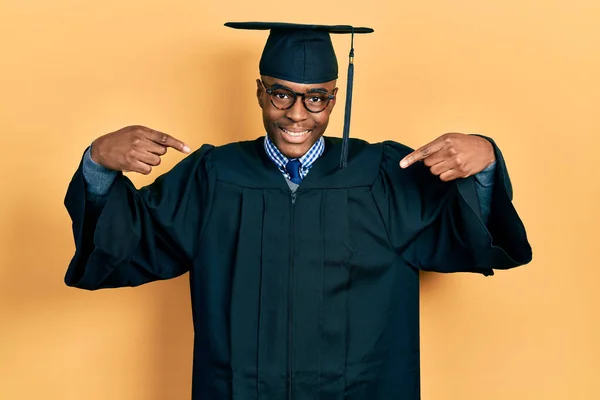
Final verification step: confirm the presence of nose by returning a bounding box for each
[284,96,309,122]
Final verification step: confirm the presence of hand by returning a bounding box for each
[399,133,495,181]
[91,125,191,175]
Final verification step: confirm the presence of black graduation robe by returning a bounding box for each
[64,136,532,400]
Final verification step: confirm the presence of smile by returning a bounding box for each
[280,127,311,137]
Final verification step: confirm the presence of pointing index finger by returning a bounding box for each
[146,129,191,154]
[400,138,445,168]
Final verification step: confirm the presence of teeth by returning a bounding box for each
[282,127,310,137]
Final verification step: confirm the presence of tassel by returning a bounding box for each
[339,28,355,169]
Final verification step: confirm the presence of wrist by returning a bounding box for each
[90,141,103,166]
[481,137,496,166]
[85,145,115,174]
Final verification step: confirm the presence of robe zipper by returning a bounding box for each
[288,191,297,400]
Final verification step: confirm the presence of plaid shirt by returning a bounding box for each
[264,136,325,181]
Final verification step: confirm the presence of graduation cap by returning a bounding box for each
[225,22,374,169]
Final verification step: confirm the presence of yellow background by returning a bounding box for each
[1,0,598,399]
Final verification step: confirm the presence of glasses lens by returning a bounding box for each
[304,93,331,112]
[269,88,295,109]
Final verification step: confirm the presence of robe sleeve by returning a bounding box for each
[372,138,532,276]
[64,144,215,289]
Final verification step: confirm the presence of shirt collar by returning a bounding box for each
[263,135,325,179]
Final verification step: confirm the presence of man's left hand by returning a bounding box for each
[399,133,496,181]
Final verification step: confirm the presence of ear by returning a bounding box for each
[256,79,264,108]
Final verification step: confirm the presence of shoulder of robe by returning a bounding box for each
[208,138,281,188]
[377,140,454,193]
[147,143,215,185]
[303,137,383,188]
[381,140,414,159]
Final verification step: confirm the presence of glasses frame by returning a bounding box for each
[260,80,335,114]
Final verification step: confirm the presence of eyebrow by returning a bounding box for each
[306,88,329,94]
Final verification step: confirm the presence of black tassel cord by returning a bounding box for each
[339,28,355,169]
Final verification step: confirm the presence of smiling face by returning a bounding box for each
[257,75,338,159]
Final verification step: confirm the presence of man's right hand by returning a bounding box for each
[90,125,191,175]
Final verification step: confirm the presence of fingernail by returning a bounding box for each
[400,160,408,168]
[183,145,191,153]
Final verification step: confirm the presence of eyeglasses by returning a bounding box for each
[260,80,335,113]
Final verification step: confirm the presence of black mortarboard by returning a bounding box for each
[225,22,374,168]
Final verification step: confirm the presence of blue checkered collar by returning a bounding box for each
[263,135,325,180]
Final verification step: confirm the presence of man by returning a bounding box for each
[64,22,532,399]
